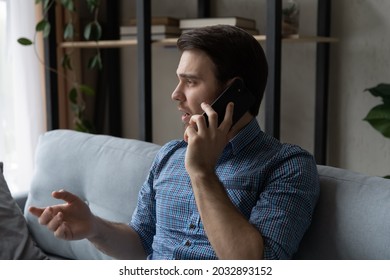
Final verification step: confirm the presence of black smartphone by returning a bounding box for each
[203,78,255,127]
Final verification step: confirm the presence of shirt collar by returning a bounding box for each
[229,118,261,155]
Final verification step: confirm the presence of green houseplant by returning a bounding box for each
[17,0,103,132]
[363,83,390,178]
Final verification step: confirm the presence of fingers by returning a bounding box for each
[54,222,72,240]
[29,190,78,217]
[201,102,234,131]
[184,110,207,142]
[184,123,196,142]
[52,189,79,204]
[220,102,234,131]
[29,206,45,217]
[31,206,71,239]
[201,102,218,128]
[29,205,63,227]
[184,102,234,142]
[46,210,64,232]
[35,206,58,226]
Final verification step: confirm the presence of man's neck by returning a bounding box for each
[227,113,254,140]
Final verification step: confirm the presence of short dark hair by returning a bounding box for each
[177,25,268,116]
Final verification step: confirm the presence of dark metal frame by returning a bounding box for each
[136,0,152,142]
[314,0,331,164]
[265,0,331,164]
[104,1,122,137]
[44,7,59,131]
[265,0,282,140]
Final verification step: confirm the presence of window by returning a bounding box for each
[0,0,46,195]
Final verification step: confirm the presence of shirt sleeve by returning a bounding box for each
[129,163,157,256]
[249,145,320,259]
[129,140,180,257]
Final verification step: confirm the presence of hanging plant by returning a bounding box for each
[363,83,390,178]
[364,83,390,138]
[17,0,103,133]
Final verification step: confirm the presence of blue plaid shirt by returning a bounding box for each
[130,119,320,259]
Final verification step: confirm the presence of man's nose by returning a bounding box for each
[171,84,184,102]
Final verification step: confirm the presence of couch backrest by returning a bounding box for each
[26,130,390,260]
[25,130,161,259]
[295,165,390,259]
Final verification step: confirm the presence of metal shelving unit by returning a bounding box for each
[44,0,333,163]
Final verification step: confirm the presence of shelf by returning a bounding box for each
[47,0,333,163]
[60,36,338,49]
[59,39,138,48]
[156,35,338,46]
[279,36,338,43]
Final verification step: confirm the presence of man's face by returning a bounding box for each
[172,49,223,128]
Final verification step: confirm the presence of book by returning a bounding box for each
[125,16,180,27]
[120,25,181,35]
[179,17,256,29]
[242,28,259,35]
[181,27,259,36]
[121,33,179,40]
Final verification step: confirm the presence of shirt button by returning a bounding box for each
[185,240,191,246]
[189,224,196,229]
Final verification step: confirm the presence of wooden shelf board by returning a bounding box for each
[281,36,339,43]
[59,36,338,49]
[60,39,138,48]
[156,35,338,46]
[254,35,338,43]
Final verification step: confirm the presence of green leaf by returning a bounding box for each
[74,119,87,132]
[17,38,33,46]
[86,0,100,13]
[74,118,94,133]
[60,0,75,11]
[88,53,102,70]
[38,0,51,9]
[79,84,95,96]
[64,23,74,40]
[70,103,80,115]
[365,83,390,105]
[69,88,78,104]
[81,119,94,132]
[363,104,390,138]
[61,53,73,70]
[84,23,92,40]
[84,22,102,41]
[43,0,51,9]
[36,19,51,38]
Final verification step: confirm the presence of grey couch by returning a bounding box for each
[2,129,390,259]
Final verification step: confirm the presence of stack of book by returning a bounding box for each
[120,17,181,40]
[179,16,259,35]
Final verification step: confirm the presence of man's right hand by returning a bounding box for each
[29,190,96,241]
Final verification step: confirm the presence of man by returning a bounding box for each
[29,25,320,260]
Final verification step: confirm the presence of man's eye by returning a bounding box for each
[186,80,195,86]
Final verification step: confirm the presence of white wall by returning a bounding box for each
[119,0,390,177]
[328,0,390,176]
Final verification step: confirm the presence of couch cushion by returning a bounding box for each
[24,130,161,259]
[0,162,48,259]
[295,165,390,259]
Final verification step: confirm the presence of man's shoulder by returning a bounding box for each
[154,139,186,161]
[258,132,314,160]
[159,139,186,153]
